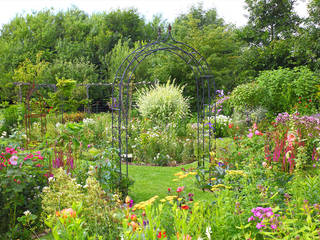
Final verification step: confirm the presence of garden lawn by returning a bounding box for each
[127,162,214,203]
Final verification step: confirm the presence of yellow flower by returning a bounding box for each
[125,196,131,204]
[174,171,184,176]
[160,199,166,203]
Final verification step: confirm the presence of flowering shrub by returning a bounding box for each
[206,115,232,138]
[265,112,320,172]
[248,207,280,230]
[41,167,122,238]
[45,202,101,240]
[0,147,48,237]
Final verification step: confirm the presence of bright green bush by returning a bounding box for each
[256,66,319,114]
[0,103,25,136]
[230,67,320,115]
[136,81,190,125]
[229,81,266,111]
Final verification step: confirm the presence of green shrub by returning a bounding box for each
[229,81,266,112]
[136,81,190,125]
[230,67,320,116]
[256,66,319,114]
[0,103,25,136]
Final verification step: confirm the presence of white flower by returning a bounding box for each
[42,186,50,193]
[83,118,95,125]
[48,177,54,182]
[24,210,31,216]
[206,226,212,240]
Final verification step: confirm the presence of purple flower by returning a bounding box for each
[218,162,224,167]
[205,122,214,129]
[87,144,92,148]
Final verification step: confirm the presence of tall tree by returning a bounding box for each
[244,0,300,45]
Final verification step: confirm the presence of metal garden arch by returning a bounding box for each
[111,25,216,180]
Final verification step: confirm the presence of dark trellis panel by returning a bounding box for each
[111,25,217,181]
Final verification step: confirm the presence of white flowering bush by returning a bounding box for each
[136,81,190,126]
[83,118,95,126]
[207,115,232,138]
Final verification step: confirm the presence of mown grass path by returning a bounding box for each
[127,162,214,203]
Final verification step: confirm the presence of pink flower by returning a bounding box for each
[255,130,263,136]
[176,186,185,193]
[256,222,265,229]
[287,133,296,146]
[248,216,255,222]
[9,155,18,165]
[266,211,273,217]
[247,132,253,138]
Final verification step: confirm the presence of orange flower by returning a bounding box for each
[177,233,192,240]
[60,208,76,218]
[130,214,137,221]
[129,221,139,231]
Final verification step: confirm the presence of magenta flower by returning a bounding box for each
[270,224,277,230]
[248,216,255,222]
[256,222,265,229]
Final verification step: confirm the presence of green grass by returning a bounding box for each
[126,162,214,203]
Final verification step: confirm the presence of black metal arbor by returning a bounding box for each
[111,25,216,179]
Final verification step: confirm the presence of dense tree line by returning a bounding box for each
[0,1,319,106]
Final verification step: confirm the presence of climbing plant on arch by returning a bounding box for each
[111,25,217,180]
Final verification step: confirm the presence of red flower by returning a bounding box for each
[228,123,234,129]
[168,188,171,192]
[157,231,167,239]
[181,205,189,210]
